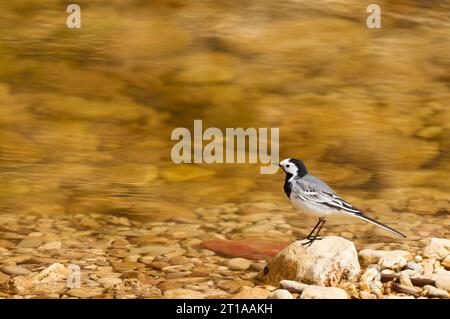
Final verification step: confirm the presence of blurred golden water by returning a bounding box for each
[0,1,449,241]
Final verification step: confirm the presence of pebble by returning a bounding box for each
[280,280,308,293]
[38,241,62,250]
[407,261,422,272]
[1,265,32,276]
[359,291,376,299]
[360,268,379,283]
[224,258,252,271]
[68,288,105,298]
[164,289,206,299]
[267,289,293,299]
[435,273,450,291]
[423,285,449,298]
[231,287,271,299]
[98,277,123,289]
[300,286,349,299]
[399,274,413,287]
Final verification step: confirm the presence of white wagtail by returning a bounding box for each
[278,158,406,245]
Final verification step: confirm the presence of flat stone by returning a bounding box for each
[68,287,105,298]
[424,285,449,298]
[201,240,288,260]
[259,236,360,287]
[267,289,293,299]
[300,286,349,299]
[111,262,144,272]
[1,265,32,276]
[17,239,43,248]
[217,280,253,293]
[224,258,252,271]
[231,287,271,299]
[423,238,450,260]
[38,241,62,250]
[163,288,206,299]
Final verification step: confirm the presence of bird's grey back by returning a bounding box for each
[294,174,336,194]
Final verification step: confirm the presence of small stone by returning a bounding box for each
[0,272,10,283]
[360,268,379,283]
[231,287,271,299]
[224,258,252,271]
[399,274,413,287]
[280,280,308,293]
[423,238,450,260]
[267,289,293,299]
[138,256,155,265]
[435,273,450,291]
[414,256,423,262]
[407,261,423,273]
[164,289,205,299]
[201,239,288,260]
[17,239,43,248]
[98,277,122,289]
[359,249,410,269]
[443,256,450,269]
[391,283,422,297]
[300,286,349,299]
[169,256,190,266]
[111,262,144,272]
[1,265,31,276]
[38,241,62,250]
[359,291,376,299]
[217,280,253,293]
[68,287,104,298]
[424,285,449,298]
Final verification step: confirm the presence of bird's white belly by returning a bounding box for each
[290,196,337,218]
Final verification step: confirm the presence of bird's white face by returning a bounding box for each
[279,158,298,175]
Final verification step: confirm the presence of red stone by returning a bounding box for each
[201,240,289,260]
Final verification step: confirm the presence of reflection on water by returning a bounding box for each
[0,1,449,247]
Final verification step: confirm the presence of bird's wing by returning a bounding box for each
[291,176,363,214]
[291,176,406,238]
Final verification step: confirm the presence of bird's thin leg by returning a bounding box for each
[312,218,326,239]
[305,218,323,239]
[302,218,326,247]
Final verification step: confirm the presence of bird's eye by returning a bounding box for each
[286,164,290,168]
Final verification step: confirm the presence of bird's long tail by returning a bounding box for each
[356,214,406,238]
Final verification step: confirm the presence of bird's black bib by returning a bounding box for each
[283,173,293,198]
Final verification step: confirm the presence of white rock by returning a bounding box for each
[435,272,450,291]
[359,249,410,270]
[280,280,308,293]
[360,268,379,283]
[407,261,422,273]
[423,238,450,260]
[259,236,360,286]
[300,285,349,299]
[13,263,68,293]
[267,289,294,299]
[424,285,449,298]
[382,295,415,299]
